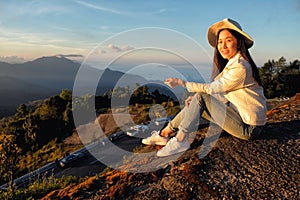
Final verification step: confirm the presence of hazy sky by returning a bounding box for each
[0,0,299,67]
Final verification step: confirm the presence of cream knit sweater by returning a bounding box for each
[186,52,267,126]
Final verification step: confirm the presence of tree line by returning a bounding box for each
[259,57,299,98]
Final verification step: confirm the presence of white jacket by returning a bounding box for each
[186,52,267,126]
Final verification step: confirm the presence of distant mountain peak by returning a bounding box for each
[29,56,76,65]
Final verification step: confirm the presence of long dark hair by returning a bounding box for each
[213,29,262,86]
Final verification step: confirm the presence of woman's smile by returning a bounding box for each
[217,29,238,60]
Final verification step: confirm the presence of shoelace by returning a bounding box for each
[160,137,176,150]
[150,130,160,135]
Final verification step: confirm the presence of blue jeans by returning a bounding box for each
[167,93,263,140]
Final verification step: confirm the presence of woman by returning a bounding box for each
[142,18,267,157]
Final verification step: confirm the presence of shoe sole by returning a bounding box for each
[141,139,167,146]
[156,146,190,157]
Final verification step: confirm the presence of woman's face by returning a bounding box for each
[217,29,238,60]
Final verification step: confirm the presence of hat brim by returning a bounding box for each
[207,18,254,48]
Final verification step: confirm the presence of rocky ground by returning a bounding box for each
[42,95,300,200]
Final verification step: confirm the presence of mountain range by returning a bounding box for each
[0,56,180,118]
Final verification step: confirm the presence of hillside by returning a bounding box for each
[0,56,150,118]
[41,94,300,199]
[0,76,54,116]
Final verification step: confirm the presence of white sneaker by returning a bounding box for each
[142,130,169,146]
[156,137,190,157]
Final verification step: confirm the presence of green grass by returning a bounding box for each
[0,175,79,200]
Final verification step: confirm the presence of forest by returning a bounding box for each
[0,85,176,192]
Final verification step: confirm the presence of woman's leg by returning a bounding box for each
[177,93,260,141]
[175,93,206,141]
[142,96,200,146]
[156,96,201,156]
[157,93,263,156]
[159,108,185,137]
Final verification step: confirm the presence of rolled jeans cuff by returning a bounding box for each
[167,121,178,133]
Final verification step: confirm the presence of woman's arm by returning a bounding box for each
[186,63,247,94]
[164,62,249,94]
[164,78,186,88]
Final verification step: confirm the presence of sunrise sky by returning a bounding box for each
[0,0,299,67]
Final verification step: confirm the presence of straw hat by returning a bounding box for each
[207,18,254,48]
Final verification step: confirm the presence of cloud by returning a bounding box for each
[106,44,134,52]
[121,45,134,51]
[107,44,122,52]
[142,8,168,15]
[29,2,69,16]
[0,56,27,64]
[0,26,90,53]
[55,54,84,58]
[94,44,134,56]
[73,0,168,16]
[74,0,129,15]
[97,49,106,55]
[4,1,70,18]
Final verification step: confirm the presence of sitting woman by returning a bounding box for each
[142,18,267,157]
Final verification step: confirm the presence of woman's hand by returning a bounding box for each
[164,78,186,88]
[185,96,193,107]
